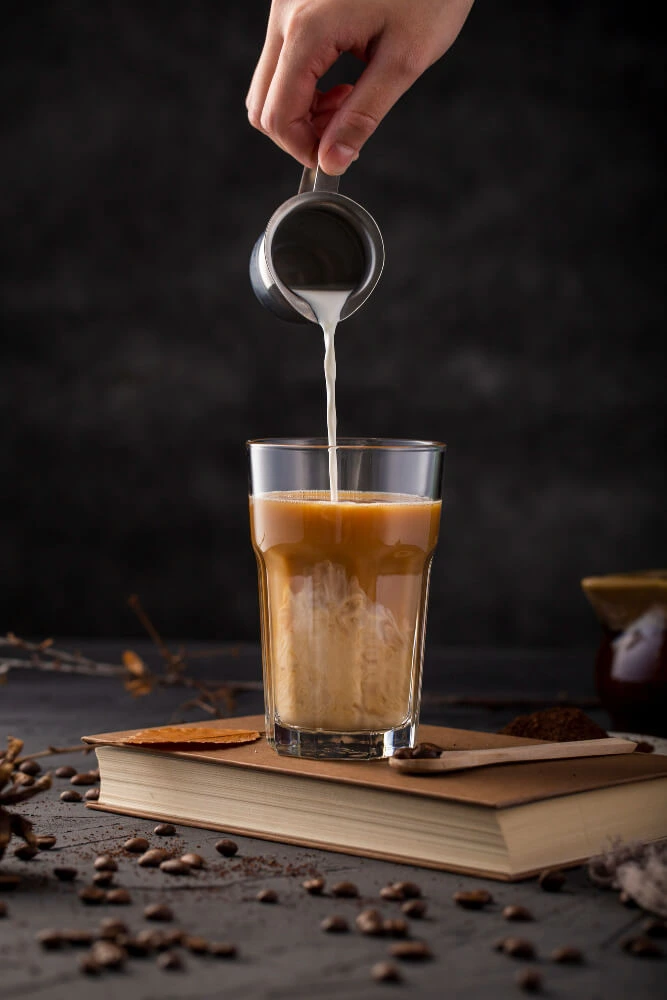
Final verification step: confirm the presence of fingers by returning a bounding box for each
[311,84,354,139]
[245,27,283,136]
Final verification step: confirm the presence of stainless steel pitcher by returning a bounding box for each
[249,166,384,324]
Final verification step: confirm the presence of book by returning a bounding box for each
[83,715,667,882]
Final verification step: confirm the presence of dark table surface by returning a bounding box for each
[1,641,664,1000]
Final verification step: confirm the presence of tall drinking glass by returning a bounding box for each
[248,438,446,759]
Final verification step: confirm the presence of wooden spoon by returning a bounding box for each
[388,736,637,774]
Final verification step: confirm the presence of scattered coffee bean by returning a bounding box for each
[503,905,534,922]
[18,759,41,776]
[138,848,170,867]
[135,929,160,950]
[411,742,444,759]
[391,748,411,759]
[61,928,94,947]
[210,941,238,958]
[14,844,38,861]
[388,940,432,961]
[12,772,35,788]
[79,886,107,905]
[402,899,427,919]
[643,918,667,938]
[380,884,405,902]
[180,852,204,868]
[321,915,349,933]
[84,787,100,802]
[36,835,57,851]
[384,918,409,938]
[124,937,152,958]
[502,938,537,959]
[55,765,77,779]
[90,768,100,778]
[124,836,150,853]
[550,945,583,964]
[53,866,78,882]
[0,874,22,890]
[302,877,325,895]
[356,909,385,936]
[0,902,7,918]
[144,903,174,922]
[71,771,98,786]
[516,968,542,992]
[79,955,102,976]
[160,859,190,875]
[162,929,185,948]
[60,790,82,803]
[157,950,183,971]
[94,854,118,872]
[106,888,132,905]
[454,889,493,909]
[214,838,238,857]
[621,935,663,958]
[538,868,566,892]
[635,741,655,753]
[331,880,359,898]
[154,823,176,836]
[393,881,422,899]
[98,917,129,939]
[93,872,114,888]
[619,890,639,908]
[36,929,63,950]
[90,939,126,969]
[184,935,209,954]
[256,888,278,903]
[371,960,402,982]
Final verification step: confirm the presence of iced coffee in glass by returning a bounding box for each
[248,438,445,759]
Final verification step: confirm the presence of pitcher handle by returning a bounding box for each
[298,165,340,195]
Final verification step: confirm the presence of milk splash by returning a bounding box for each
[292,288,352,501]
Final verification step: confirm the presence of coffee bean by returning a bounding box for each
[12,772,34,787]
[503,905,534,922]
[383,918,409,938]
[502,938,536,959]
[161,929,185,948]
[36,929,63,950]
[393,880,422,899]
[256,888,278,903]
[138,848,170,867]
[36,835,57,851]
[214,838,238,857]
[321,915,349,933]
[516,968,542,992]
[154,823,176,836]
[94,854,118,872]
[355,909,385,936]
[124,937,152,958]
[91,939,126,969]
[619,890,639,908]
[14,844,38,861]
[93,872,114,888]
[98,917,129,940]
[79,886,107,905]
[402,899,427,919]
[388,940,432,961]
[180,852,205,868]
[184,935,209,954]
[642,918,667,938]
[18,759,41,776]
[621,935,663,958]
[157,950,183,971]
[61,928,94,947]
[71,771,98,786]
[210,941,238,958]
[135,929,161,950]
[410,742,443,759]
[106,888,132,905]
[454,889,493,909]
[79,955,102,976]
[380,884,405,902]
[55,765,77,779]
[371,960,402,982]
[302,877,325,895]
[144,903,174,922]
[0,902,7,917]
[391,748,411,759]
[331,880,359,898]
[84,787,100,802]
[60,790,82,802]
[538,868,566,892]
[53,866,78,882]
[160,859,190,876]
[550,945,583,964]
[0,874,22,890]
[124,836,150,853]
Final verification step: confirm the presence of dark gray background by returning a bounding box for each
[1,1,665,646]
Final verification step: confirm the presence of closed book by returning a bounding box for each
[83,715,667,881]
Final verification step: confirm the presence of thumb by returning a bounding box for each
[317,47,420,175]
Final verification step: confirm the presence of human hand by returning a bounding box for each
[246,0,475,175]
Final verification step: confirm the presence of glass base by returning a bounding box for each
[269,720,416,760]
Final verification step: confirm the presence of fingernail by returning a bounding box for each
[323,142,358,175]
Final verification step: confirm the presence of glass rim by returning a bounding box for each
[247,436,446,452]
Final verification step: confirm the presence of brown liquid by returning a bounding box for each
[250,490,441,732]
